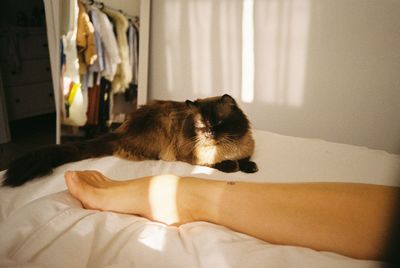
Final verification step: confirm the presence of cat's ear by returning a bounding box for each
[221,94,236,105]
[185,100,197,109]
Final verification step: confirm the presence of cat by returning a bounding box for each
[3,94,258,187]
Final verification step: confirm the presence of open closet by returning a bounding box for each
[44,0,150,144]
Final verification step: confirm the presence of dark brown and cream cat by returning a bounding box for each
[3,94,258,187]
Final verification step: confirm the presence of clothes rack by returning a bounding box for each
[43,0,150,144]
[81,0,140,23]
[59,0,142,139]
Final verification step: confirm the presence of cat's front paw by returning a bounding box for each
[238,160,258,173]
[213,160,239,173]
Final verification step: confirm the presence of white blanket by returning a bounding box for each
[1,130,399,267]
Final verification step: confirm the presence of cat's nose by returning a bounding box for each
[209,130,217,138]
[204,130,215,138]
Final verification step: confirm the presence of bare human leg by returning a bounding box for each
[65,170,196,225]
[65,170,399,261]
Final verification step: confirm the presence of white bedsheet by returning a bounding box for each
[1,130,399,267]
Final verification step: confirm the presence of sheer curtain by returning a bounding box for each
[149,0,400,154]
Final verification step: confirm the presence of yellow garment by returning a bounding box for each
[77,1,97,74]
[67,82,81,105]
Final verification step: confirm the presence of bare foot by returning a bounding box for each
[64,171,105,210]
[64,171,196,225]
[65,170,146,214]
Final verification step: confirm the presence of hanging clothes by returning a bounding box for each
[87,6,105,82]
[88,5,121,82]
[61,0,87,126]
[86,74,100,125]
[59,0,140,130]
[102,7,132,93]
[77,1,97,75]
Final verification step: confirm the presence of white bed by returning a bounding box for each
[1,130,399,267]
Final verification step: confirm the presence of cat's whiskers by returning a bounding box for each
[178,136,201,150]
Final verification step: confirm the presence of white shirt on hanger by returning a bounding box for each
[88,5,121,82]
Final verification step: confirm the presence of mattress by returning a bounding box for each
[1,130,399,267]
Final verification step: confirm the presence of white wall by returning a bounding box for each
[148,0,400,154]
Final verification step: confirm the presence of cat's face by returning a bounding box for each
[186,95,250,142]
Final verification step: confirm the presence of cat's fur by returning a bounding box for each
[3,94,258,187]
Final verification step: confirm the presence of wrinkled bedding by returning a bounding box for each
[1,130,399,267]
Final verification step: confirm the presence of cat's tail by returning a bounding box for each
[2,133,119,187]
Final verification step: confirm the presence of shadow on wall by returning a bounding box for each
[149,0,400,154]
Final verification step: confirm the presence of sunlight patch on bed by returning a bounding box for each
[137,225,168,252]
[190,165,215,175]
